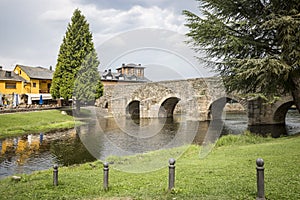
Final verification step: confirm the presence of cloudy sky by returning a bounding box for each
[0,0,213,81]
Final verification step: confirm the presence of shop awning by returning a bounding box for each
[26,93,52,104]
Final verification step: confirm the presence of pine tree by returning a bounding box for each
[51,9,103,106]
[74,49,103,110]
[183,0,300,111]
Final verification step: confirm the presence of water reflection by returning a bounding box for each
[248,110,300,137]
[0,130,95,179]
[78,116,200,161]
[0,110,299,177]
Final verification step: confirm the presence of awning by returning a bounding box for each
[26,93,53,104]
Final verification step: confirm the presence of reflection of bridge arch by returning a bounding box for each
[158,97,180,118]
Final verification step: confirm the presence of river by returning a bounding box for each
[0,110,299,178]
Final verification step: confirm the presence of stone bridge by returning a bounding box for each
[96,77,296,125]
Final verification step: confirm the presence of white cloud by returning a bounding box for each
[93,5,187,33]
[87,5,188,49]
[38,0,82,22]
[0,0,201,79]
[38,3,188,45]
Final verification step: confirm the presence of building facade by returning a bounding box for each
[101,63,149,86]
[13,64,53,94]
[0,63,148,106]
[0,65,53,106]
[0,66,26,95]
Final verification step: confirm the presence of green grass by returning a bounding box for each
[0,110,79,139]
[215,131,274,147]
[0,133,299,199]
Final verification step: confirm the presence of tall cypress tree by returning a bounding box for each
[51,9,103,106]
[74,49,103,109]
[183,0,300,111]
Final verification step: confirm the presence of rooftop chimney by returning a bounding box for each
[49,66,52,71]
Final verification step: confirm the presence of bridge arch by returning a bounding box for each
[273,101,295,124]
[158,97,180,118]
[126,100,140,119]
[273,96,295,124]
[97,78,296,126]
[208,96,247,120]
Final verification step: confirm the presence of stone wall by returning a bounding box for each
[96,77,294,125]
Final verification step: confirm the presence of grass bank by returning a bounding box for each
[0,133,299,199]
[0,110,77,139]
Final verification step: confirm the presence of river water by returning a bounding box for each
[0,110,299,178]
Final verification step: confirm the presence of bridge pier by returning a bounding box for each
[247,97,294,125]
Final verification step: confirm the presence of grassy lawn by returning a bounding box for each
[0,110,77,139]
[0,133,299,199]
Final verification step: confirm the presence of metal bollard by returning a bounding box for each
[103,162,109,191]
[53,164,58,186]
[39,133,43,144]
[256,158,265,200]
[168,158,176,190]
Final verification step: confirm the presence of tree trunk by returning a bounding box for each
[291,69,300,113]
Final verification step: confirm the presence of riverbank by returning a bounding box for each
[0,109,77,139]
[0,133,299,199]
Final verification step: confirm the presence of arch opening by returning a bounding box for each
[126,100,140,119]
[104,102,108,109]
[273,101,295,124]
[208,97,245,120]
[158,97,180,118]
[249,102,298,137]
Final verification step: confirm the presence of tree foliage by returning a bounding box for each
[183,0,300,103]
[74,50,103,105]
[51,9,103,104]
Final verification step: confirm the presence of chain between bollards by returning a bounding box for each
[168,158,176,191]
[53,164,58,186]
[256,158,265,200]
[103,162,109,191]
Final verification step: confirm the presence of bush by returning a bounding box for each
[216,131,273,147]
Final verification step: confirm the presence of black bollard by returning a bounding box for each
[53,164,58,186]
[103,162,109,191]
[39,133,43,144]
[168,158,176,190]
[256,158,265,200]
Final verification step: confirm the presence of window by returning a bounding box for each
[5,71,11,77]
[5,82,16,89]
[33,82,36,87]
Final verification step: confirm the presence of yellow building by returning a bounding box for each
[13,64,54,104]
[0,65,54,105]
[0,67,26,95]
[14,64,53,94]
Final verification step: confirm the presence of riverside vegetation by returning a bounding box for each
[0,132,299,199]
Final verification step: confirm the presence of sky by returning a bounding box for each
[0,0,213,81]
